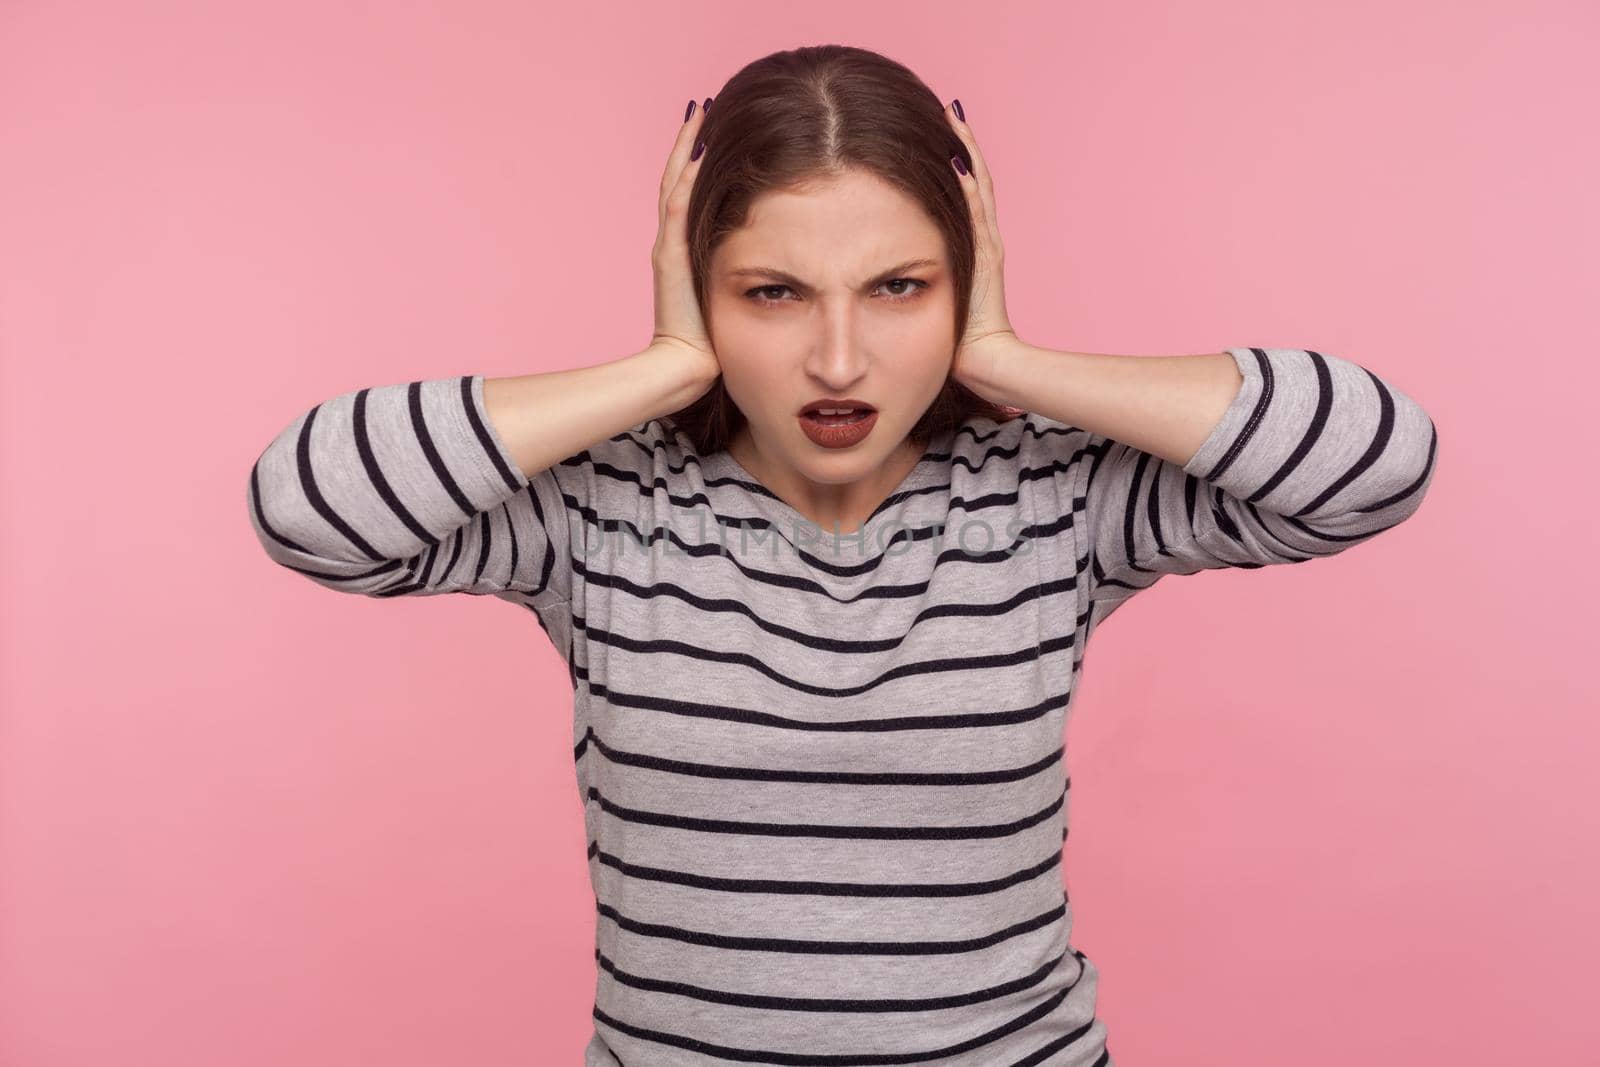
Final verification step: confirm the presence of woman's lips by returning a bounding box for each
[798,409,878,449]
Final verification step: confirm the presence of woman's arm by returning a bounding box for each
[986,341,1441,605]
[938,106,1439,608]
[249,99,722,605]
[966,340,1252,469]
[245,343,716,601]
[482,343,715,481]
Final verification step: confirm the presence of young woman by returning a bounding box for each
[247,45,1439,1067]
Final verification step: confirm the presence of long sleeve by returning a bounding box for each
[1073,345,1440,608]
[246,373,574,609]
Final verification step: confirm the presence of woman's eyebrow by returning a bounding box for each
[725,258,940,289]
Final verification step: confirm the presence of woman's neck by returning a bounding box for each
[726,427,924,535]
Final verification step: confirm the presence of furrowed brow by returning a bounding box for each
[726,258,939,290]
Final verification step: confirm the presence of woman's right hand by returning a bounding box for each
[650,98,721,401]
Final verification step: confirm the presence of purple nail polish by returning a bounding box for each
[691,139,705,162]
[952,98,965,122]
[684,99,696,123]
[703,97,713,112]
[951,154,967,176]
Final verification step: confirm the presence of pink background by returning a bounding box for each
[3,2,1594,1064]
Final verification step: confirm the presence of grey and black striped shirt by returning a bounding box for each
[247,345,1439,1066]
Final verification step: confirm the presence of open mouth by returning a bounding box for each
[799,398,877,426]
[796,403,880,448]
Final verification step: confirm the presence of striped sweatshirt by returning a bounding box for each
[246,346,1439,1066]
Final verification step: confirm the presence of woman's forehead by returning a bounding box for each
[714,208,944,281]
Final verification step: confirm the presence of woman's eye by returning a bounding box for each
[744,279,928,306]
[879,278,925,299]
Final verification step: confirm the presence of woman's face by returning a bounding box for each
[706,168,956,501]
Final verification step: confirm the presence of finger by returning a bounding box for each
[947,130,1000,266]
[659,97,712,233]
[945,101,1002,249]
[944,100,995,201]
[949,143,986,236]
[658,98,706,233]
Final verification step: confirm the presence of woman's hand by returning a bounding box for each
[650,98,722,403]
[944,100,1021,408]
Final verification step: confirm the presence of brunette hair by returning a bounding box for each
[660,44,1023,456]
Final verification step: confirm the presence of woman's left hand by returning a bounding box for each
[945,100,1020,408]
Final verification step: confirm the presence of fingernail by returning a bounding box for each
[952,98,965,122]
[951,154,967,176]
[684,99,696,123]
[703,96,713,112]
[691,139,705,161]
